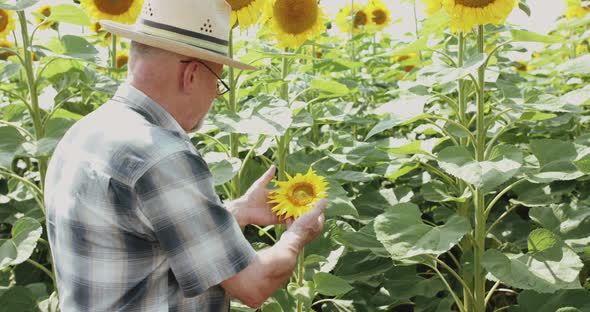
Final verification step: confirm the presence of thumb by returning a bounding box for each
[255,165,277,187]
[299,198,328,222]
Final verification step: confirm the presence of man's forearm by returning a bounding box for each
[221,233,302,308]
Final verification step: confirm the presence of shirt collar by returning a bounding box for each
[112,83,190,141]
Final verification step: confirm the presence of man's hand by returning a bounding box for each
[228,165,286,227]
[281,198,328,252]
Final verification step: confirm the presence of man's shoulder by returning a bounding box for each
[53,101,194,186]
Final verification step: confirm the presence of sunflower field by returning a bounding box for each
[1,0,590,311]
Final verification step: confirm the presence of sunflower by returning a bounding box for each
[264,0,327,49]
[0,9,16,40]
[79,0,143,24]
[35,5,57,30]
[227,0,265,30]
[422,0,443,15]
[336,3,370,34]
[268,168,329,220]
[0,39,15,61]
[116,50,129,68]
[576,43,587,55]
[442,0,518,33]
[565,0,589,19]
[366,0,391,30]
[90,21,117,47]
[513,61,533,72]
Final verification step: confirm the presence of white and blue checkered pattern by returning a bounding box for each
[44,83,256,312]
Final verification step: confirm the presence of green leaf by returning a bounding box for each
[418,53,486,87]
[374,203,471,259]
[61,35,98,60]
[518,2,531,16]
[483,245,583,293]
[527,228,559,254]
[0,0,39,11]
[574,154,590,173]
[0,239,17,270]
[287,281,314,309]
[310,79,350,96]
[0,286,38,312]
[511,29,562,43]
[557,54,590,75]
[212,96,292,136]
[313,272,353,296]
[0,126,25,169]
[329,170,377,183]
[437,145,522,191]
[390,36,429,58]
[203,152,241,186]
[529,203,590,253]
[514,290,590,312]
[11,217,42,265]
[34,118,76,156]
[421,180,471,203]
[366,113,430,140]
[528,140,584,183]
[47,4,91,26]
[0,64,21,81]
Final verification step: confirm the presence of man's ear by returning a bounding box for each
[181,61,198,94]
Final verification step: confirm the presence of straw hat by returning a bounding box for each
[101,0,255,70]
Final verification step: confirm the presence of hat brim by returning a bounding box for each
[101,20,256,71]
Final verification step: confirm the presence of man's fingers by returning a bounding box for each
[255,165,277,187]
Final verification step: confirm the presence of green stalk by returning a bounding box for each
[473,25,487,312]
[412,0,423,62]
[350,0,356,77]
[228,29,241,198]
[111,34,117,70]
[17,11,47,190]
[456,31,473,312]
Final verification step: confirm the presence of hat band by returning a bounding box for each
[137,19,229,56]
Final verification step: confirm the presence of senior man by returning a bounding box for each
[43,0,327,311]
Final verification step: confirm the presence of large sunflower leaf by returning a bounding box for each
[482,234,584,293]
[313,272,353,296]
[437,145,522,191]
[46,4,91,26]
[374,203,471,259]
[527,140,585,183]
[529,202,590,252]
[0,126,25,169]
[0,0,39,11]
[512,290,590,312]
[10,217,42,265]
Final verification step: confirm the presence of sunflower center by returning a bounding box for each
[41,7,51,17]
[273,0,318,35]
[227,0,255,10]
[455,0,495,8]
[372,9,387,25]
[0,10,8,32]
[290,183,315,206]
[354,11,367,28]
[93,0,135,16]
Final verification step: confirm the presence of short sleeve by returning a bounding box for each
[134,151,256,297]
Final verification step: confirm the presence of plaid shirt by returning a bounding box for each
[44,83,256,312]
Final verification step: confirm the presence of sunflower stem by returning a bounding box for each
[474,25,487,312]
[228,29,241,199]
[111,34,117,71]
[412,0,423,62]
[296,249,305,312]
[456,31,473,312]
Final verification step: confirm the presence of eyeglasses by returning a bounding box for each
[180,59,230,96]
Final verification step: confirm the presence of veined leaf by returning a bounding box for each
[374,203,471,259]
[511,29,562,43]
[483,244,583,293]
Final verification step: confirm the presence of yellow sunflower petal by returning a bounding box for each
[35,5,57,30]
[442,0,517,33]
[367,0,391,30]
[0,9,16,40]
[264,0,326,49]
[80,0,143,25]
[268,168,329,220]
[422,0,444,15]
[336,3,370,34]
[228,0,265,30]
